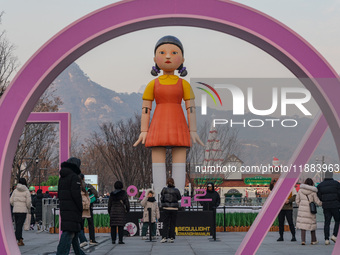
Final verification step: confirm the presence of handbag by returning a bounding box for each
[306,194,317,214]
[85,186,97,204]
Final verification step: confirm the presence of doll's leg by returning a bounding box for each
[172,147,186,195]
[152,147,166,198]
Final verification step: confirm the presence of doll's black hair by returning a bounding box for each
[151,35,188,77]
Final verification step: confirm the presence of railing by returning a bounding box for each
[42,198,58,231]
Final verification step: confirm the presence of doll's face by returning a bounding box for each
[154,44,184,73]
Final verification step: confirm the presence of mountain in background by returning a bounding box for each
[52,63,339,167]
[52,63,142,141]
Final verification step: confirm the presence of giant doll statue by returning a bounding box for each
[134,35,204,196]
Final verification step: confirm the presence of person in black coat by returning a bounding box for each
[200,182,221,211]
[108,181,130,244]
[30,190,37,230]
[56,157,85,255]
[317,171,340,244]
[160,178,181,243]
[32,189,43,229]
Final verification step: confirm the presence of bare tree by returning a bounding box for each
[0,12,18,97]
[88,115,152,189]
[76,142,116,195]
[11,87,62,186]
[0,13,63,187]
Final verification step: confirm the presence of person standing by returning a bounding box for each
[79,179,91,248]
[141,189,160,240]
[108,181,130,244]
[10,178,31,246]
[79,174,99,245]
[30,190,36,230]
[296,178,322,245]
[200,182,220,211]
[56,157,85,255]
[32,189,44,231]
[160,178,181,243]
[272,183,297,242]
[317,171,340,245]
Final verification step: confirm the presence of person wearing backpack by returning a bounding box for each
[140,189,160,240]
[317,171,340,245]
[79,174,99,245]
[296,178,322,245]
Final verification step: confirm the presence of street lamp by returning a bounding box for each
[35,157,40,189]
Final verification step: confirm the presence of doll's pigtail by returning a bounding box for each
[177,64,188,77]
[151,64,161,76]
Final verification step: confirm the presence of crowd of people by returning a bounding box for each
[10,156,340,254]
[271,171,340,245]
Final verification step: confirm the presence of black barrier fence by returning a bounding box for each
[52,208,214,237]
[50,197,305,239]
[52,204,263,238]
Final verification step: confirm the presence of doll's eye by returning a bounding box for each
[172,51,178,54]
[159,51,165,54]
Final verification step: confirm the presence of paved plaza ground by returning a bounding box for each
[18,225,337,255]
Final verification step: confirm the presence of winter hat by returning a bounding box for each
[66,157,81,168]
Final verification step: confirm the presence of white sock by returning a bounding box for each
[152,163,166,199]
[172,163,186,195]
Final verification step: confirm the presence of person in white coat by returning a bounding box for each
[296,178,322,245]
[140,189,160,240]
[10,178,31,246]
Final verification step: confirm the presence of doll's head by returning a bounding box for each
[151,35,187,77]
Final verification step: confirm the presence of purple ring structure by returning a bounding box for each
[27,112,70,240]
[0,0,340,254]
[27,112,71,168]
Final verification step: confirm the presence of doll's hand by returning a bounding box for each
[133,132,148,146]
[190,131,204,146]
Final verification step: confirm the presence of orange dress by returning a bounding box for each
[145,78,191,148]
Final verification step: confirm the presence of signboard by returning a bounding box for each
[194,177,223,186]
[84,175,98,191]
[125,211,213,236]
[244,176,271,185]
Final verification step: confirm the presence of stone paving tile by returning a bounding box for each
[17,228,337,255]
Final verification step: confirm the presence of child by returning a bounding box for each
[141,189,160,240]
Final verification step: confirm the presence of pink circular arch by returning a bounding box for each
[1,0,340,254]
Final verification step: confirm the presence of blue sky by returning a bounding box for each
[2,0,340,93]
